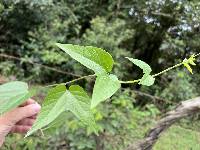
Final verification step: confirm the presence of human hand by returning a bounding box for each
[0,99,41,146]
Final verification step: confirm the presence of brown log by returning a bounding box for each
[126,97,200,150]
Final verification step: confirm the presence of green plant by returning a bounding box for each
[0,44,199,138]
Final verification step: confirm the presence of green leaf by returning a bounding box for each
[183,62,193,74]
[139,74,155,86]
[126,57,152,74]
[183,55,196,74]
[42,112,69,133]
[91,74,121,108]
[26,84,97,137]
[26,84,67,137]
[188,54,196,66]
[126,57,155,86]
[56,43,114,75]
[0,81,31,114]
[68,85,97,133]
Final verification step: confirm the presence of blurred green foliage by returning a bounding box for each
[2,88,159,150]
[158,70,198,102]
[0,0,200,149]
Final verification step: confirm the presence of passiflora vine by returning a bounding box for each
[0,43,199,137]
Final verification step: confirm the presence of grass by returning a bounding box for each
[3,124,200,150]
[154,125,200,150]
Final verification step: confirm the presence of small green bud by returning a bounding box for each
[182,54,197,74]
[188,54,196,66]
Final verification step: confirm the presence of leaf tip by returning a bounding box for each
[24,133,30,138]
[90,102,97,109]
[90,98,99,109]
[125,57,131,60]
[55,43,62,47]
[25,127,36,138]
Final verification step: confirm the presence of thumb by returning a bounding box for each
[0,103,41,143]
[5,103,41,125]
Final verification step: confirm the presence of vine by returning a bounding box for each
[0,43,199,137]
[46,52,200,86]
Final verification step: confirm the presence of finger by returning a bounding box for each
[29,115,37,119]
[19,99,36,107]
[4,103,41,125]
[16,118,35,126]
[11,125,31,133]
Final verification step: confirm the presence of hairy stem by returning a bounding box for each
[45,74,96,87]
[65,74,96,85]
[119,62,183,85]
[45,52,200,87]
[121,52,200,84]
[119,80,140,84]
[152,63,183,77]
[194,52,200,57]
[153,52,200,77]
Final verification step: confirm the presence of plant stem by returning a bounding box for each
[45,74,96,87]
[119,79,140,84]
[194,52,200,57]
[65,74,96,85]
[44,52,200,87]
[152,62,183,77]
[120,52,200,84]
[120,62,183,84]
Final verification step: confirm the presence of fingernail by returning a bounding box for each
[32,103,41,113]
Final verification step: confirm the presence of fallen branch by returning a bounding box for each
[126,97,200,150]
[0,53,81,77]
[133,90,175,105]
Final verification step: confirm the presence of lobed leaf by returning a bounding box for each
[26,84,97,137]
[126,57,152,74]
[68,85,97,133]
[183,62,193,74]
[139,74,155,86]
[0,81,31,114]
[126,57,155,86]
[183,55,196,74]
[56,43,114,75]
[42,112,69,133]
[26,84,67,137]
[188,54,196,66]
[91,74,121,108]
